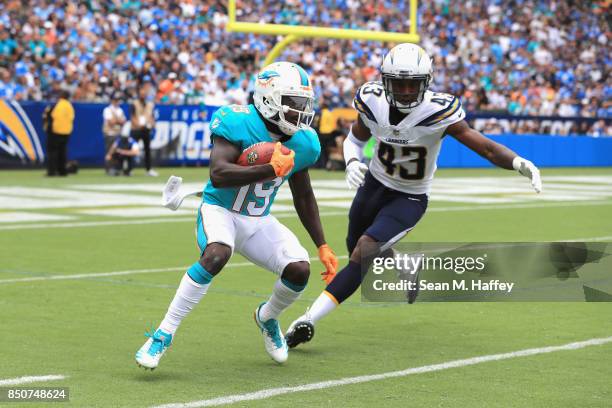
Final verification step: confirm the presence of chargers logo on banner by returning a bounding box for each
[152,105,214,163]
[0,100,44,162]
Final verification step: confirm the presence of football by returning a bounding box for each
[236,142,290,166]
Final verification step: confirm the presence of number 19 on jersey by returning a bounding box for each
[232,177,283,216]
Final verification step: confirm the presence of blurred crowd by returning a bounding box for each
[0,0,610,120]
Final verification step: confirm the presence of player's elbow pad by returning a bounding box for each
[343,128,366,164]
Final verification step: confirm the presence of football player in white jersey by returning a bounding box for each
[285,43,542,348]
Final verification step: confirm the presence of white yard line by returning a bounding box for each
[0,266,192,284]
[0,217,193,231]
[0,256,350,285]
[0,375,67,386]
[0,212,75,223]
[150,336,612,408]
[426,200,612,213]
[1,200,611,231]
[0,211,343,231]
[77,208,193,218]
[2,230,611,285]
[1,232,611,284]
[566,235,612,242]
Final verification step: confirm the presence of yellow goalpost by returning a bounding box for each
[226,0,420,66]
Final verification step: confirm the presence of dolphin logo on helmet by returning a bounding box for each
[253,62,315,136]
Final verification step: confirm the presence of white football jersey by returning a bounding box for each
[353,81,465,195]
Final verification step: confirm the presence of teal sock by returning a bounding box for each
[187,262,213,285]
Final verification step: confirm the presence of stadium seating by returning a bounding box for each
[0,0,609,121]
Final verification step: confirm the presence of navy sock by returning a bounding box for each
[325,261,362,304]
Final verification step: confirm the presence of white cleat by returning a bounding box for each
[135,328,173,370]
[285,312,315,349]
[254,303,288,364]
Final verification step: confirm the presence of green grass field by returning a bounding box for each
[1,167,611,407]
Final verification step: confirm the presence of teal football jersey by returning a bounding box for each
[203,104,321,216]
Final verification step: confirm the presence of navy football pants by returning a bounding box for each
[326,171,428,303]
[346,171,428,254]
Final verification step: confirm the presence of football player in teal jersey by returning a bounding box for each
[136,62,338,368]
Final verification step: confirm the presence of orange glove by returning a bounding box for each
[269,142,295,177]
[318,244,339,284]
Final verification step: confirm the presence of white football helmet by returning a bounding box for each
[253,61,315,136]
[381,43,433,113]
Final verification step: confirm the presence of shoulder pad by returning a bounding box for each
[290,127,321,171]
[209,105,251,141]
[300,126,318,139]
[353,81,385,124]
[303,128,321,166]
[415,92,465,128]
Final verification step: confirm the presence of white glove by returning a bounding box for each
[345,160,368,189]
[162,175,183,210]
[513,157,542,193]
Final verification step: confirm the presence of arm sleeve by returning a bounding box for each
[343,127,366,164]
